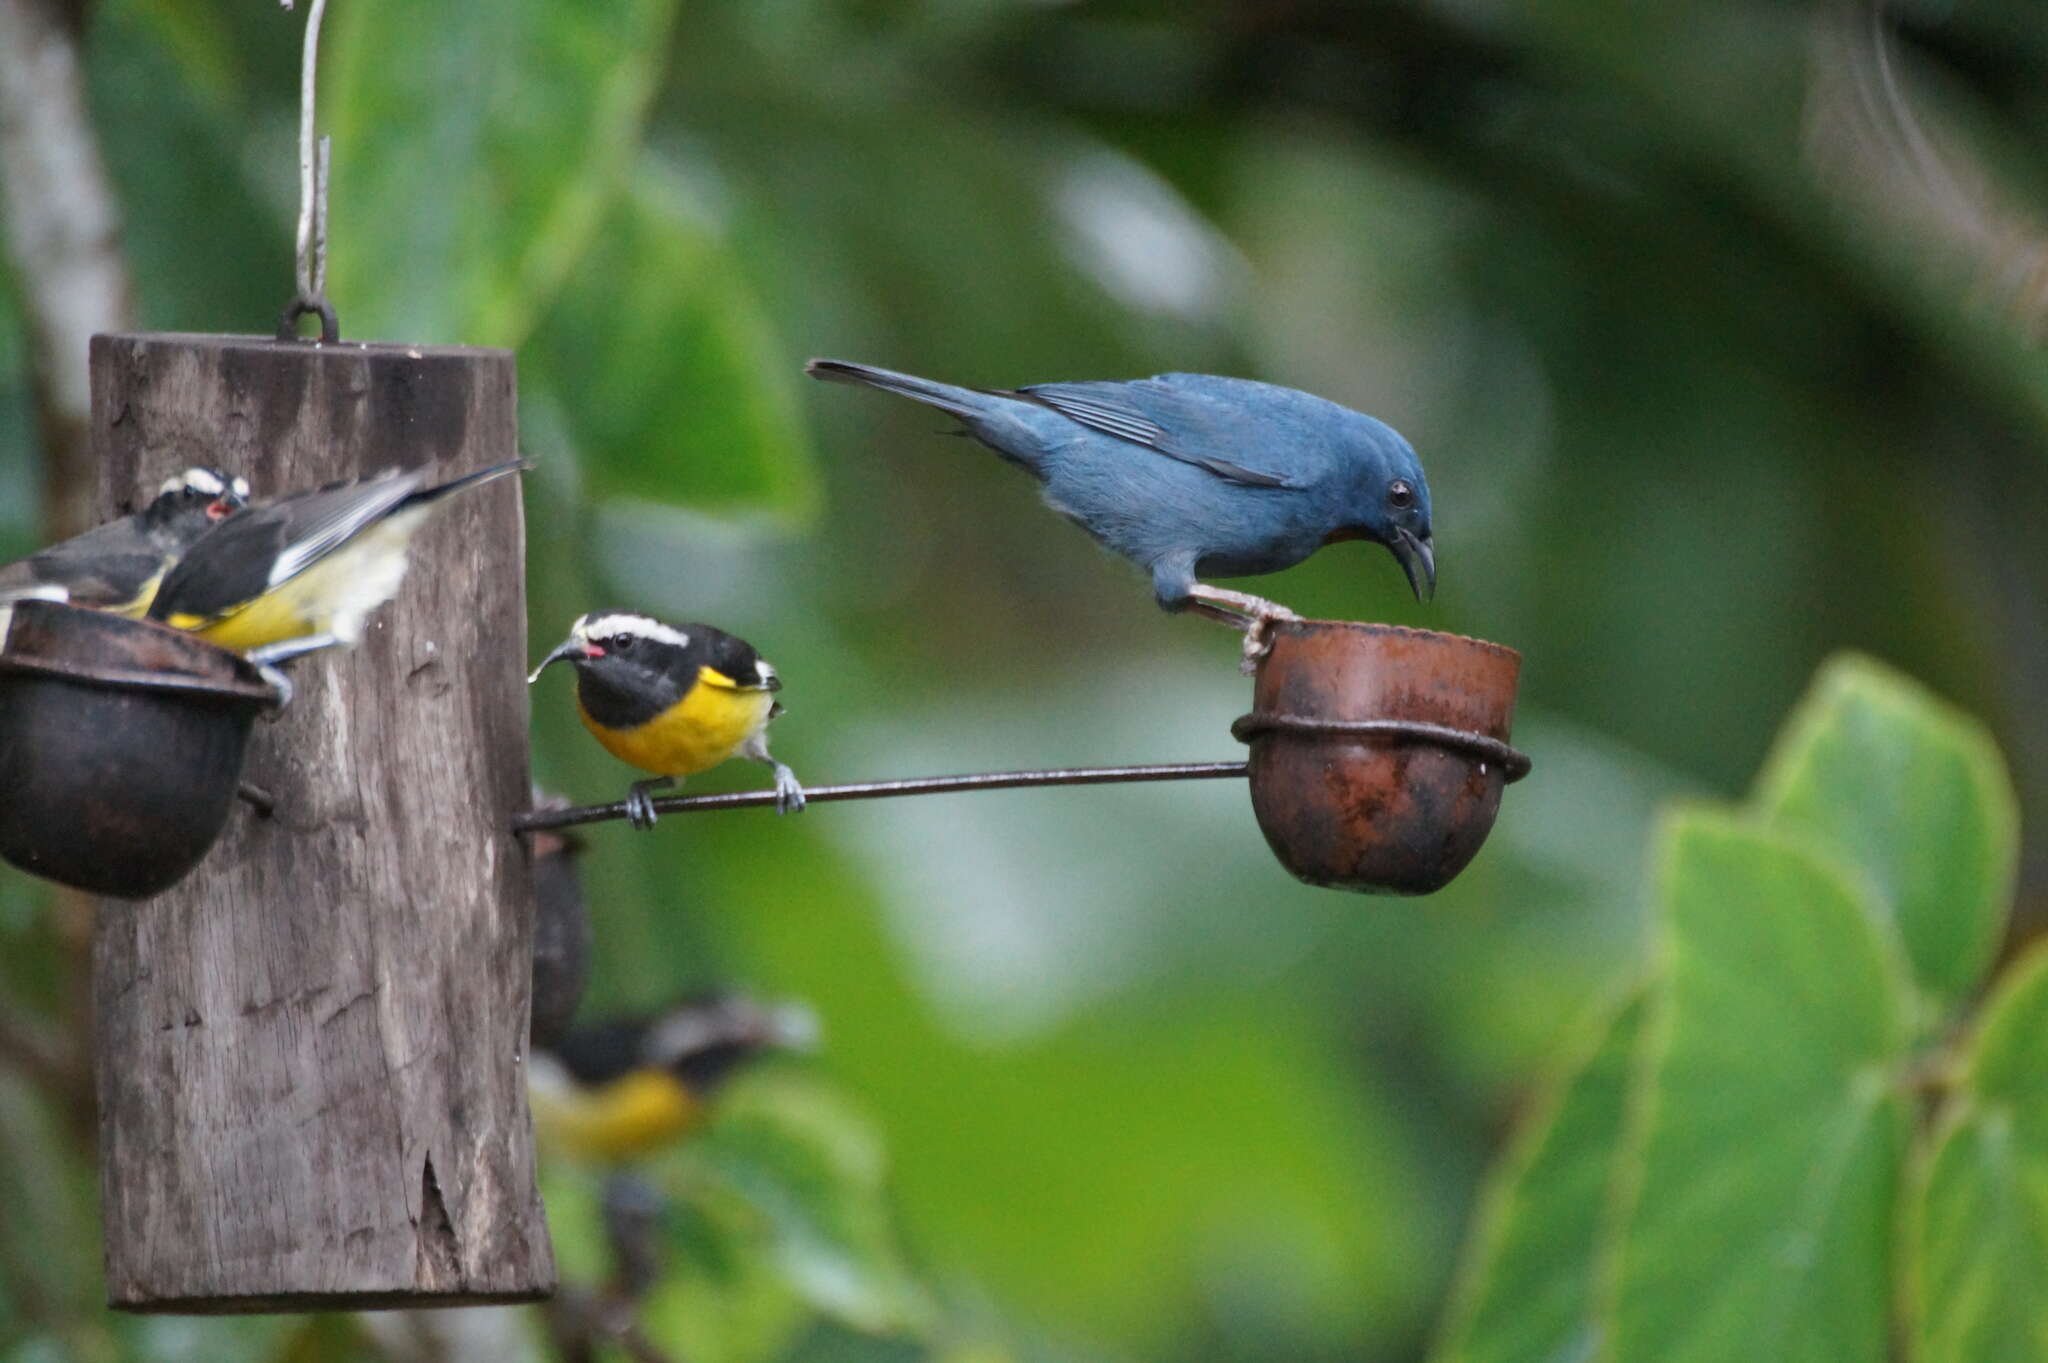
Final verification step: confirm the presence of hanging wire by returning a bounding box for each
[277,0,338,342]
[512,761,1253,834]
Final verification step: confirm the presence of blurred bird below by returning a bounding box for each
[0,466,249,641]
[807,359,1435,667]
[528,994,820,1162]
[529,612,805,828]
[147,459,528,655]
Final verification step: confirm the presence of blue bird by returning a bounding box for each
[806,359,1434,664]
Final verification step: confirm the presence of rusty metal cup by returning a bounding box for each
[1233,620,1529,894]
[0,600,280,899]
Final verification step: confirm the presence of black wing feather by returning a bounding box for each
[1014,383,1297,488]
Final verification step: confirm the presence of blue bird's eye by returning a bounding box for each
[1388,480,1415,510]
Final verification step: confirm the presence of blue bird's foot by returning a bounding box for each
[1184,583,1300,674]
[1240,609,1301,674]
[625,776,676,830]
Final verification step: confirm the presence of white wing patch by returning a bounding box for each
[265,470,425,589]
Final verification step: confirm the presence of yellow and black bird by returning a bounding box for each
[527,994,818,1162]
[529,612,806,828]
[147,459,526,653]
[0,466,250,630]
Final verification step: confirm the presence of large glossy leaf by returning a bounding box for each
[1435,994,1643,1363]
[1604,811,1912,1363]
[324,0,679,345]
[524,169,820,519]
[640,1178,812,1363]
[538,1161,809,1363]
[1909,943,2048,1363]
[1752,653,2018,1005]
[686,1071,932,1339]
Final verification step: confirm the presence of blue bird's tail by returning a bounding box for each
[804,359,996,422]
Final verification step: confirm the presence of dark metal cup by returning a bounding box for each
[1235,620,1530,894]
[0,600,279,898]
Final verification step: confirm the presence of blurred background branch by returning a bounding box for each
[0,0,134,1165]
[0,0,133,539]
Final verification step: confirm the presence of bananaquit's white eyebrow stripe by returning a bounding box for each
[575,613,690,649]
[165,468,225,496]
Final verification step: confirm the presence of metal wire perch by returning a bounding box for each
[512,761,1254,834]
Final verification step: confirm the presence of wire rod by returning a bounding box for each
[512,761,1252,833]
[278,0,337,341]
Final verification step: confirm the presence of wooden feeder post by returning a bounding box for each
[87,332,556,1311]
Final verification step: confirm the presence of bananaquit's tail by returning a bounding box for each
[803,359,999,423]
[409,457,532,507]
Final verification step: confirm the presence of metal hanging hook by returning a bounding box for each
[277,0,338,343]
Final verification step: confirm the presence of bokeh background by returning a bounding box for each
[2,1,2044,1360]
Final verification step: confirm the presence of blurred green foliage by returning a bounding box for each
[1442,655,2024,1363]
[2,1,2045,1362]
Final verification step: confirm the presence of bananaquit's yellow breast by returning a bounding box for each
[111,570,166,620]
[530,1068,703,1161]
[580,666,775,778]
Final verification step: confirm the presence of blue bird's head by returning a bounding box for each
[1325,417,1435,601]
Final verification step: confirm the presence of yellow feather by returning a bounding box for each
[580,666,775,777]
[110,570,165,619]
[530,1069,703,1161]
[184,518,423,652]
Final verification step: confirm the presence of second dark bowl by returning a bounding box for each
[1235,620,1528,894]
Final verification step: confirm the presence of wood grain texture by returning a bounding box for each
[89,333,555,1312]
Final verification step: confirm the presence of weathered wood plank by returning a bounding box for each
[89,332,555,1312]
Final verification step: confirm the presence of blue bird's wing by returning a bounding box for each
[1014,379,1301,489]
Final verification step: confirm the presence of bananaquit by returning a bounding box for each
[527,994,818,1162]
[147,459,527,653]
[0,467,249,631]
[529,612,807,828]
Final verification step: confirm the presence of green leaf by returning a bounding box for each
[325,0,679,345]
[537,1161,809,1363]
[1605,810,1913,1363]
[686,1071,931,1337]
[1435,994,1643,1363]
[1753,653,2019,1004]
[1908,943,2048,1362]
[525,167,820,520]
[640,1178,811,1363]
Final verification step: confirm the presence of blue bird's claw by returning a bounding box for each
[1183,583,1300,673]
[1239,607,1301,674]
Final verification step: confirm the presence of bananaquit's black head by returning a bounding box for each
[527,611,780,729]
[147,467,251,532]
[546,992,820,1097]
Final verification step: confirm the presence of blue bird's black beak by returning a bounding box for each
[1391,529,1435,602]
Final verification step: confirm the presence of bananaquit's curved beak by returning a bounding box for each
[527,640,588,686]
[1390,529,1436,602]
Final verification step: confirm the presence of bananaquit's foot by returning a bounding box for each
[624,777,675,830]
[256,664,295,713]
[770,762,807,815]
[246,632,343,718]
